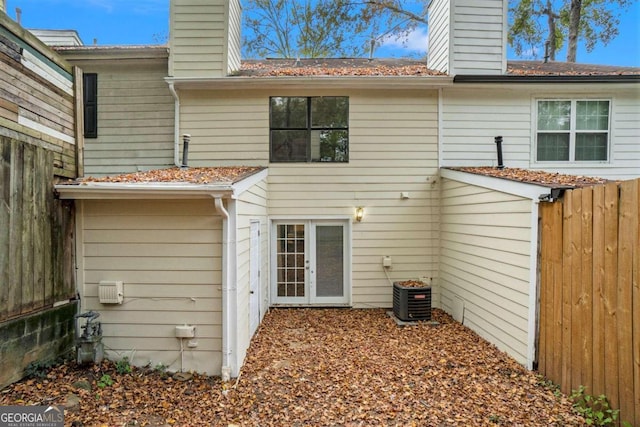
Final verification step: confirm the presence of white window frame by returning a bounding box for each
[533,98,612,165]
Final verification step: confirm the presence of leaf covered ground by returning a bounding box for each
[1,308,584,426]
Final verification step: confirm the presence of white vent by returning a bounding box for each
[98,281,124,304]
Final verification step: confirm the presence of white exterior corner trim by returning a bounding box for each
[527,199,540,370]
[440,168,554,201]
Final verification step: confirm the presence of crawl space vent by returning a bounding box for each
[98,281,124,304]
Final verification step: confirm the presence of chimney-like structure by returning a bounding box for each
[169,0,241,78]
[427,0,507,75]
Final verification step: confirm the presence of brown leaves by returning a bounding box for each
[0,309,585,426]
[80,166,263,185]
[452,166,609,187]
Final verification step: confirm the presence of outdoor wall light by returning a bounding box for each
[355,206,364,222]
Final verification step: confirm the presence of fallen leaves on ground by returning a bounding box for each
[0,309,584,426]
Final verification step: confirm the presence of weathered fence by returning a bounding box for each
[0,136,75,321]
[538,178,639,426]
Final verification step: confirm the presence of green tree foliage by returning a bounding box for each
[242,0,428,59]
[508,0,632,62]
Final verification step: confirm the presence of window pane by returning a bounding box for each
[311,97,348,128]
[311,130,349,162]
[270,97,307,128]
[576,133,608,161]
[271,130,308,162]
[537,101,571,131]
[576,101,609,130]
[537,133,569,161]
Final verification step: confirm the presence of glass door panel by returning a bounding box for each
[315,225,344,298]
[276,224,306,298]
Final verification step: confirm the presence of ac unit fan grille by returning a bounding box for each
[393,282,432,321]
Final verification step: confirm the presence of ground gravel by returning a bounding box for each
[0,308,585,426]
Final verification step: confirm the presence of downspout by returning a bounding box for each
[168,82,181,167]
[213,196,236,381]
[437,87,444,169]
[527,198,541,370]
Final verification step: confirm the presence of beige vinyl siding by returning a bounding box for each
[69,61,174,176]
[450,0,506,75]
[170,0,229,78]
[226,0,242,74]
[439,178,533,364]
[235,179,268,364]
[78,199,223,375]
[180,88,439,307]
[441,85,640,180]
[427,0,450,73]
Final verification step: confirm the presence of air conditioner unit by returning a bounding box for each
[98,281,124,304]
[393,282,431,321]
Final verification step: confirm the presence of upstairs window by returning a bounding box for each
[536,99,610,162]
[270,96,349,163]
[83,73,98,138]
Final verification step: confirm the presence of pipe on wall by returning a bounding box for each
[168,82,181,167]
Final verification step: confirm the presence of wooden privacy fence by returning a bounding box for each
[0,136,76,322]
[538,178,639,426]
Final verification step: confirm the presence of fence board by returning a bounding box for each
[603,182,619,411]
[617,180,636,423]
[591,185,605,398]
[633,180,640,427]
[0,139,9,321]
[561,193,573,394]
[581,188,593,394]
[538,179,639,426]
[20,143,34,313]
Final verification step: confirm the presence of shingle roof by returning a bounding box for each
[239,58,444,77]
[507,60,640,76]
[449,167,610,188]
[78,166,264,184]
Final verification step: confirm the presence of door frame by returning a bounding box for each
[249,220,261,337]
[269,216,352,306]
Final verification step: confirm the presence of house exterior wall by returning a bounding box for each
[428,0,507,75]
[169,0,241,78]
[440,84,640,179]
[77,199,223,375]
[66,59,175,176]
[235,179,269,365]
[439,177,534,365]
[427,0,450,73]
[179,88,440,308]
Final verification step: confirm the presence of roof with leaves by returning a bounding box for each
[77,166,264,185]
[239,58,443,76]
[507,60,640,76]
[448,167,610,188]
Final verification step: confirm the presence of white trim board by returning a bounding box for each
[440,168,554,200]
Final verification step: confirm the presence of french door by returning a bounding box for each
[271,220,350,305]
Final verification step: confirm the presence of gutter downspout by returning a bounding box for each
[527,198,542,370]
[213,196,233,381]
[168,82,181,167]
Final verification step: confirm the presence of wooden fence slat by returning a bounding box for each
[633,179,640,427]
[551,201,564,386]
[0,137,10,322]
[32,146,46,308]
[591,185,606,398]
[581,188,593,395]
[570,189,583,393]
[20,143,35,313]
[603,182,619,411]
[561,192,573,394]
[7,140,23,318]
[617,180,636,424]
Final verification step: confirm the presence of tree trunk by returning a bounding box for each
[543,0,557,61]
[567,0,583,62]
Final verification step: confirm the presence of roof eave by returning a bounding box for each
[166,75,454,90]
[454,74,640,83]
[54,183,235,200]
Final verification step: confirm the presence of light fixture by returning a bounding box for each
[355,206,364,222]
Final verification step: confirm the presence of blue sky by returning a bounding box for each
[5,0,640,66]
